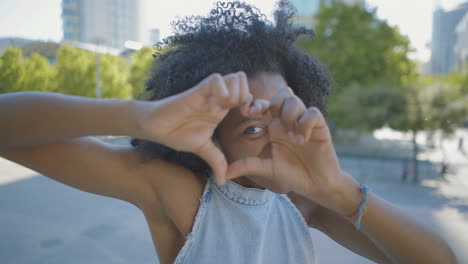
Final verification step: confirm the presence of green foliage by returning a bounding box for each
[335,80,407,131]
[55,45,131,99]
[55,45,95,97]
[0,47,25,93]
[300,0,414,90]
[387,74,467,135]
[128,47,154,99]
[443,63,468,94]
[0,47,56,94]
[22,41,60,63]
[419,76,468,134]
[0,44,141,99]
[22,53,56,92]
[100,54,132,99]
[298,0,416,131]
[387,84,425,133]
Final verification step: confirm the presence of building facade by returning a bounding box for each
[149,28,160,46]
[62,0,144,50]
[454,12,468,69]
[430,2,468,74]
[289,0,365,28]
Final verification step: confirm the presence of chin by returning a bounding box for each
[247,175,290,194]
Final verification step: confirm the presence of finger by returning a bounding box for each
[297,107,323,143]
[269,88,293,118]
[200,73,228,98]
[223,73,241,108]
[226,157,273,181]
[241,94,254,117]
[238,72,253,116]
[195,141,228,185]
[248,99,270,116]
[281,96,306,135]
[199,73,229,112]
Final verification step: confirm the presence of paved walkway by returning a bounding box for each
[0,131,467,263]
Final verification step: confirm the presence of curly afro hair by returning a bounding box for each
[130,0,332,175]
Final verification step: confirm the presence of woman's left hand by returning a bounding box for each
[226,88,360,216]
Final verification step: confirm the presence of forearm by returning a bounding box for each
[320,172,457,264]
[0,92,146,149]
[359,193,457,263]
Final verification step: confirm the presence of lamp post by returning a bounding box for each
[93,39,105,99]
[96,50,101,99]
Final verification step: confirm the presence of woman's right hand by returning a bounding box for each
[136,72,253,184]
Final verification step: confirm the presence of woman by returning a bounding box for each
[0,1,456,263]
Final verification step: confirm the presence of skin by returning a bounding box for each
[0,71,457,263]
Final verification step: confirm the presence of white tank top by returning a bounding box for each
[174,173,317,263]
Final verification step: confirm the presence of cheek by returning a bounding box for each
[223,136,269,162]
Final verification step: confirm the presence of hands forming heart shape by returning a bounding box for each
[138,72,357,213]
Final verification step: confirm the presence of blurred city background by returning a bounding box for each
[0,0,467,263]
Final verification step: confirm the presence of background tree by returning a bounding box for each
[298,0,416,127]
[335,80,407,131]
[128,46,154,99]
[55,45,131,99]
[22,53,56,93]
[387,74,467,183]
[55,45,95,97]
[0,47,25,94]
[22,41,60,64]
[99,53,132,99]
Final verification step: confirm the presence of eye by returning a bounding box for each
[243,124,265,135]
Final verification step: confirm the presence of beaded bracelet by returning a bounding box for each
[346,184,370,230]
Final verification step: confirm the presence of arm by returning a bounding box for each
[0,137,158,206]
[0,91,142,149]
[312,173,458,264]
[310,204,391,263]
[0,91,162,206]
[0,72,252,206]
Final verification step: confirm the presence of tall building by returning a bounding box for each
[454,12,468,69]
[62,0,145,50]
[149,28,161,46]
[289,0,365,28]
[430,2,468,74]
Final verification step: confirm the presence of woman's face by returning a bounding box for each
[216,71,290,193]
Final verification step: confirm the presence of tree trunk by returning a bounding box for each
[412,130,419,183]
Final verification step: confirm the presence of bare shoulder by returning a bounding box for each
[138,158,207,237]
[136,158,207,264]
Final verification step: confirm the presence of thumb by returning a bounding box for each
[227,157,273,181]
[195,141,228,185]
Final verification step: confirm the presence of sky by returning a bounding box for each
[0,0,466,62]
